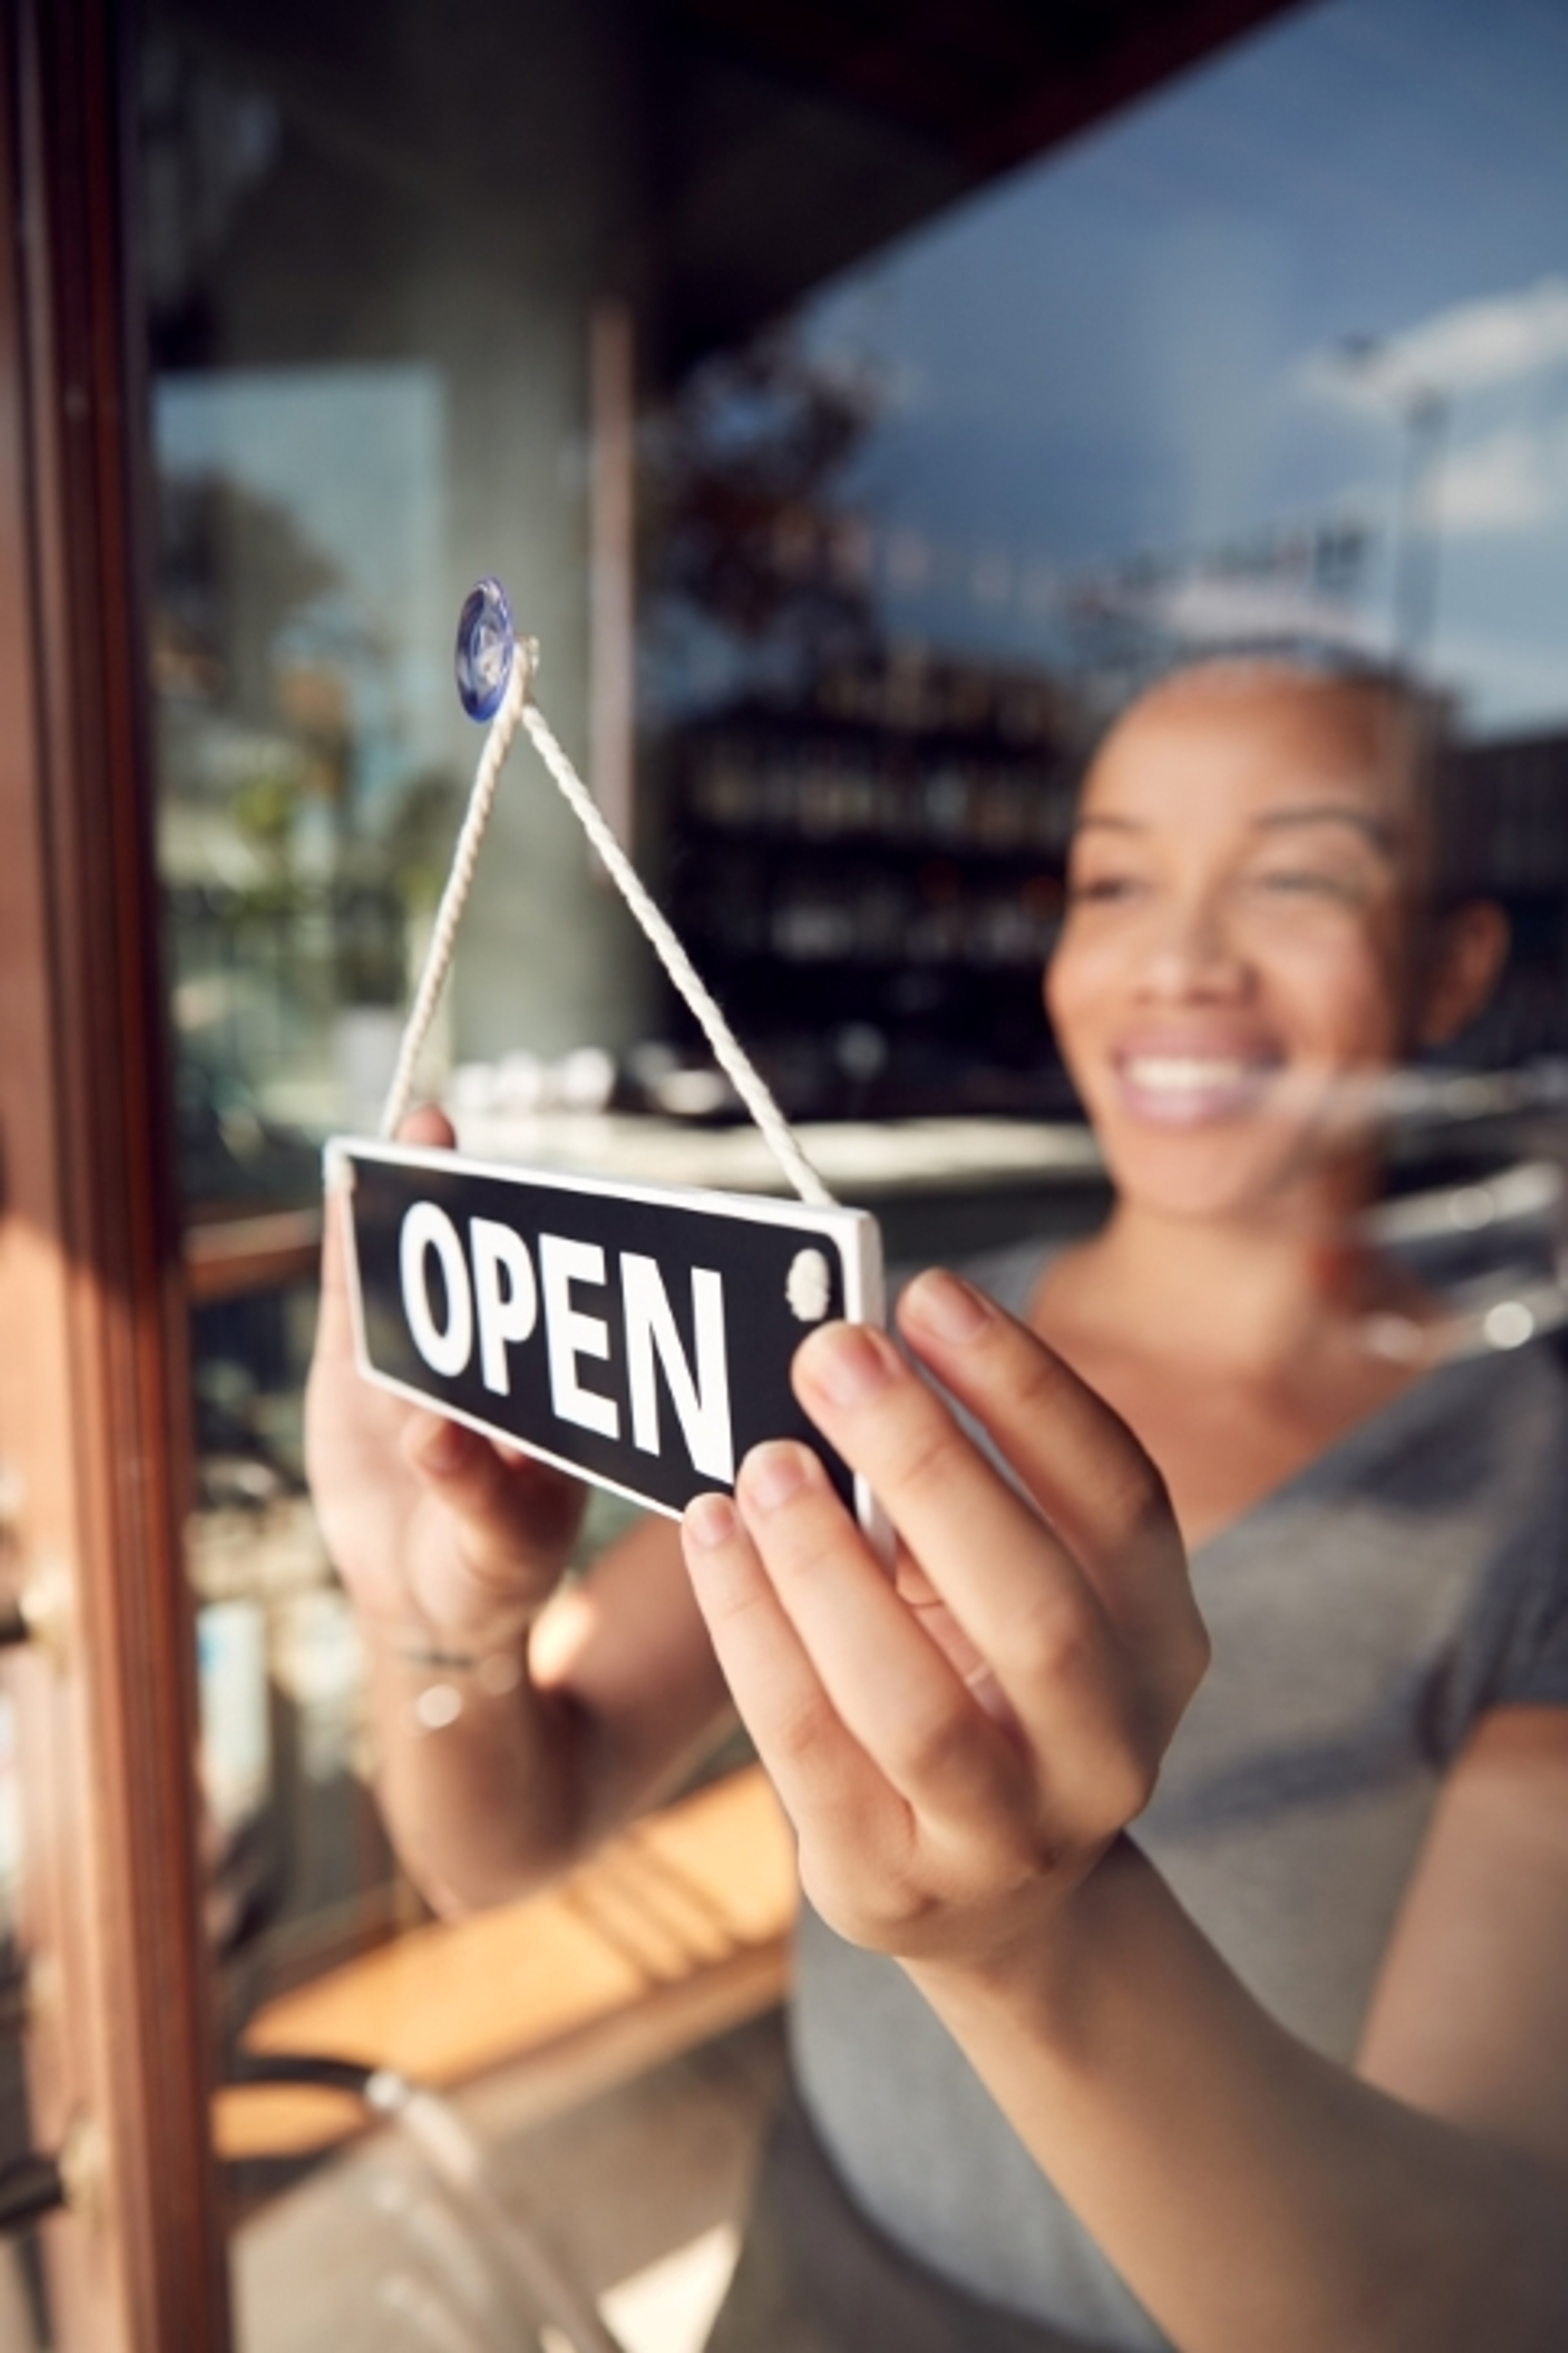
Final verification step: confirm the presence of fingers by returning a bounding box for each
[789,1319,1122,1743]
[400,1410,584,1589]
[681,1486,909,1857]
[685,1283,1201,1942]
[788,1311,1194,1815]
[892,1554,1021,1732]
[898,1272,1172,1607]
[742,1445,1029,1829]
[895,1272,1207,1716]
[313,1169,358,1367]
[398,1104,456,1151]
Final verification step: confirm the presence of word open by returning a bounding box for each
[333,1139,885,1526]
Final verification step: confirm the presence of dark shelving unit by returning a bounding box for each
[662,652,1086,1118]
[659,683,1568,1120]
[1450,728,1568,1071]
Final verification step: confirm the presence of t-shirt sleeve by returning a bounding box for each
[1489,1385,1568,1710]
[1499,1571,1568,1708]
[1412,1349,1568,1744]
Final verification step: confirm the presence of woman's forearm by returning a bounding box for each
[361,1514,733,1913]
[909,1841,1568,2353]
[365,1633,595,1912]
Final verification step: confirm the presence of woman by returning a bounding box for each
[306,656,1568,2351]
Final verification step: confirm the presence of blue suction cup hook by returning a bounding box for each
[455,576,517,721]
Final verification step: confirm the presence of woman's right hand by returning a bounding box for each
[304,1105,588,1656]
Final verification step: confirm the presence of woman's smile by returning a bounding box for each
[1111,1041,1282,1127]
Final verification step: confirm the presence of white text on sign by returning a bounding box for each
[397,1202,735,1481]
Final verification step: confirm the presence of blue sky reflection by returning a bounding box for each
[803,0,1568,736]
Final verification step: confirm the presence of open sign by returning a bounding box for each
[330,1140,886,1535]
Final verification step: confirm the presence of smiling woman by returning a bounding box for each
[1033,658,1510,1542]
[307,645,1568,2353]
[1051,662,1498,1201]
[704,653,1568,2352]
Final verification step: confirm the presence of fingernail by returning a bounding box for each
[684,1491,738,1549]
[740,1441,813,1512]
[418,1418,472,1476]
[904,1268,991,1345]
[800,1323,895,1406]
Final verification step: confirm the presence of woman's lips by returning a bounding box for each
[1112,1051,1278,1127]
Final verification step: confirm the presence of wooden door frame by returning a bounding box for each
[0,0,231,2343]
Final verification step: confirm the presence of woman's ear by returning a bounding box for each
[1417,899,1510,1048]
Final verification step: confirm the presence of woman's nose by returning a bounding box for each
[1136,888,1251,1002]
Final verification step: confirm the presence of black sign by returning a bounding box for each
[330,1139,887,1536]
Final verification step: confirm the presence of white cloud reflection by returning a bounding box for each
[1304,277,1568,407]
[1430,424,1566,534]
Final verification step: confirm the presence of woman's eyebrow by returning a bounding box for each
[1252,804,1394,852]
[1071,806,1396,849]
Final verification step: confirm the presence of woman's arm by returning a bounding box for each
[682,1267,1568,2353]
[356,1505,731,1913]
[914,1745,1568,2353]
[305,1108,729,1913]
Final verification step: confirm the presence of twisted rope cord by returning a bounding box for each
[518,699,835,1207]
[380,642,535,1138]
[381,646,836,1210]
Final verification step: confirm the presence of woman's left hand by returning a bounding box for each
[680,1267,1209,1975]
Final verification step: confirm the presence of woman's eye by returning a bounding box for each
[1251,868,1357,903]
[1069,873,1143,904]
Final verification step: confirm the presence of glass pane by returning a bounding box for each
[140,8,782,2348]
[136,0,1568,2347]
[653,0,1568,1110]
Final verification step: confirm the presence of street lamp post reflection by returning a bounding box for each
[1338,334,1449,669]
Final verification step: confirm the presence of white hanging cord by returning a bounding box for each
[381,639,837,1210]
[517,701,835,1208]
[380,641,535,1139]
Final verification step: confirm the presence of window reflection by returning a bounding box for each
[646,0,1568,1115]
[158,363,453,1152]
[136,0,1568,2344]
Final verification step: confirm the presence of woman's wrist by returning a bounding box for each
[360,1608,534,1687]
[903,1834,1155,2058]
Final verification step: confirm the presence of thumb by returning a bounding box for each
[314,1159,360,1369]
[397,1103,457,1153]
[400,1412,585,1587]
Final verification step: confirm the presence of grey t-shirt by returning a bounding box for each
[791,1240,1568,2349]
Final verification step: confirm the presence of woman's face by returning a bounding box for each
[1046,669,1426,1224]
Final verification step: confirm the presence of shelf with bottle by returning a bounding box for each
[682,729,1077,861]
[1449,728,1568,896]
[674,841,1065,973]
[1432,728,1568,1066]
[654,650,1085,1120]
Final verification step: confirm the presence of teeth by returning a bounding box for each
[1124,1057,1258,1093]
